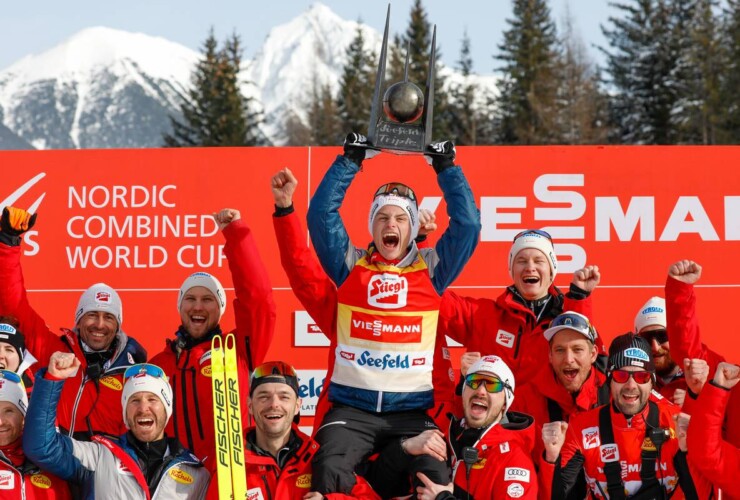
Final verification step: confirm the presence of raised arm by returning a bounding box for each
[217,208,276,368]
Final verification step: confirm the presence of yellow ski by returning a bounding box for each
[212,334,247,498]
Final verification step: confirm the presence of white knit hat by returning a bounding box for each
[0,371,28,416]
[634,297,666,333]
[368,194,420,241]
[74,283,123,332]
[121,367,173,427]
[466,355,516,413]
[177,272,227,318]
[508,231,557,280]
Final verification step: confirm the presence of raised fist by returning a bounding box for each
[668,260,702,284]
[271,168,298,208]
[343,133,380,166]
[424,140,456,173]
[542,421,568,463]
[572,265,601,293]
[0,207,37,246]
[213,209,241,231]
[683,358,709,395]
[418,208,438,238]
[713,361,740,390]
[48,352,81,380]
[460,352,481,377]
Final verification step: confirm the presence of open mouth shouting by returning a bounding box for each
[382,232,400,249]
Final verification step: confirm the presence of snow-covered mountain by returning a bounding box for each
[0,3,497,149]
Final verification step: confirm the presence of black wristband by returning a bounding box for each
[273,204,295,217]
[0,232,21,247]
[567,283,591,300]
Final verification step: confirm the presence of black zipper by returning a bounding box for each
[180,350,194,451]
[190,366,204,439]
[261,475,273,500]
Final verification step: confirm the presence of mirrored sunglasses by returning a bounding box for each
[611,369,652,384]
[640,329,669,345]
[513,229,553,242]
[124,363,168,382]
[374,182,417,202]
[252,361,298,381]
[464,373,506,393]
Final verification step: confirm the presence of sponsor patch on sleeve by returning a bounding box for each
[507,482,525,498]
[582,426,600,449]
[504,467,530,483]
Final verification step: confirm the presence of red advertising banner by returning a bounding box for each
[2,146,739,426]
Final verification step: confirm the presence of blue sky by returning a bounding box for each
[0,1,614,73]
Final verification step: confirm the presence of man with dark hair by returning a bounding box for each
[540,333,696,499]
[0,207,145,440]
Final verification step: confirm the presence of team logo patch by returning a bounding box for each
[600,444,620,462]
[339,351,355,361]
[471,458,487,470]
[100,376,122,391]
[507,483,525,498]
[201,365,212,377]
[30,474,52,489]
[247,487,265,500]
[0,324,16,335]
[641,437,657,451]
[504,468,530,483]
[95,291,111,303]
[582,426,600,449]
[367,274,408,309]
[495,330,515,348]
[0,470,14,489]
[295,473,311,488]
[168,468,193,484]
[117,461,134,476]
[500,441,510,454]
[350,311,422,343]
[625,347,650,361]
[199,350,212,365]
[448,367,455,381]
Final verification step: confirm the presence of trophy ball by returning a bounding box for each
[383,82,425,123]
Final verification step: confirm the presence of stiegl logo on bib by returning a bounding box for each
[368,274,408,309]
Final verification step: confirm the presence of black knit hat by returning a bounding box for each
[0,322,26,366]
[608,333,655,373]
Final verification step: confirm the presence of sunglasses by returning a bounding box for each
[513,229,552,242]
[464,373,507,393]
[0,370,22,384]
[549,312,596,342]
[374,182,417,203]
[640,329,669,345]
[252,361,298,381]
[124,364,168,382]
[611,369,652,384]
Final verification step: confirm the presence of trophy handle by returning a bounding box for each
[368,4,391,146]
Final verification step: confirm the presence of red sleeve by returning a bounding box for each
[222,219,276,368]
[438,290,479,347]
[0,243,65,366]
[665,277,725,371]
[686,383,740,495]
[273,212,338,339]
[495,450,538,499]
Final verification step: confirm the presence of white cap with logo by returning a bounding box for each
[634,297,666,333]
[466,355,516,412]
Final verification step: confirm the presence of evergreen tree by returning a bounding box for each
[448,30,481,144]
[601,0,678,144]
[720,0,740,142]
[306,78,342,145]
[495,0,562,144]
[164,30,264,147]
[556,9,610,143]
[336,24,377,135]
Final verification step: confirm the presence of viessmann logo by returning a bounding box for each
[367,274,408,309]
[350,310,422,343]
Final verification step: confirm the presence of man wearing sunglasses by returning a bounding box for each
[305,133,480,495]
[0,369,71,498]
[440,229,606,389]
[540,333,696,499]
[0,207,147,441]
[25,353,210,499]
[382,355,537,499]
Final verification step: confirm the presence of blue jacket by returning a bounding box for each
[24,372,209,499]
[307,155,480,412]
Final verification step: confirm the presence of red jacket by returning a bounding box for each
[664,276,738,446]
[686,382,740,499]
[0,443,71,498]
[150,220,276,474]
[0,243,146,439]
[539,399,690,499]
[207,425,379,499]
[272,211,456,430]
[513,363,608,463]
[440,285,603,388]
[447,412,538,499]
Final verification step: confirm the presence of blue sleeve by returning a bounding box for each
[306,154,360,286]
[23,370,86,480]
[429,165,481,294]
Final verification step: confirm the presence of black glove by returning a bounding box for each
[424,140,457,173]
[343,133,380,167]
[0,207,37,247]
